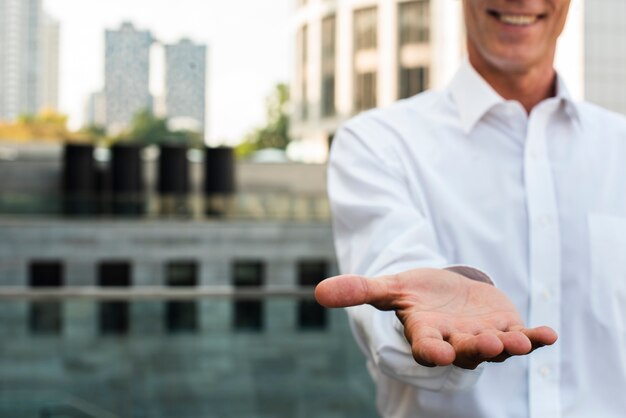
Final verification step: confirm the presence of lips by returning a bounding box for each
[487,9,546,26]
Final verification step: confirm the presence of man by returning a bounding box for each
[316,1,626,417]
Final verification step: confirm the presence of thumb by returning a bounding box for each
[315,274,397,309]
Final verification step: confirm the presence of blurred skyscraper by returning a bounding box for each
[40,12,60,112]
[584,0,626,116]
[0,0,60,121]
[164,39,207,135]
[104,22,153,134]
[85,91,106,127]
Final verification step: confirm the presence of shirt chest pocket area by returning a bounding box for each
[588,213,626,333]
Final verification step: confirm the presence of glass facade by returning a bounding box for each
[298,260,328,330]
[399,66,429,99]
[398,0,431,99]
[353,7,378,112]
[29,261,63,334]
[166,261,198,333]
[321,15,336,118]
[233,260,265,331]
[298,25,309,121]
[353,7,378,51]
[98,262,131,335]
[354,72,377,112]
[399,0,430,45]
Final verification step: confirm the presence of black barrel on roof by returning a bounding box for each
[204,147,235,195]
[111,143,144,215]
[158,144,189,194]
[204,147,235,216]
[62,143,96,215]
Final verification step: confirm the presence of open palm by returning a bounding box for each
[315,268,557,369]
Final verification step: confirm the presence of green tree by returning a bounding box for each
[114,109,202,148]
[2,109,71,140]
[237,83,290,158]
[76,124,108,145]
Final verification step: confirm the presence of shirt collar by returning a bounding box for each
[450,58,581,134]
[554,74,581,126]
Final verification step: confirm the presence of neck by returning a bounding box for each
[468,50,557,114]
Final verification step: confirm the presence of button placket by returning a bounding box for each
[524,102,562,418]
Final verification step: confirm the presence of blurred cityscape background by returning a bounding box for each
[0,0,625,417]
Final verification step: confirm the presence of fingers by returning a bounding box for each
[315,274,400,309]
[497,330,532,355]
[413,338,456,367]
[521,326,559,349]
[406,326,507,369]
[448,333,504,369]
[405,325,455,367]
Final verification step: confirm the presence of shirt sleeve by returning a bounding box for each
[328,122,489,392]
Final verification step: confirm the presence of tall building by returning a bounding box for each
[0,0,59,121]
[85,91,107,127]
[583,0,626,115]
[291,0,626,163]
[164,39,207,135]
[290,0,464,162]
[104,22,153,134]
[40,12,60,112]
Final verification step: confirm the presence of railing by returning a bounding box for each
[0,192,332,221]
[0,287,377,418]
[0,286,316,301]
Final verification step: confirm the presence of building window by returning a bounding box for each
[98,262,131,335]
[327,132,336,152]
[322,75,336,117]
[165,261,198,333]
[399,66,429,99]
[399,0,430,45]
[321,15,336,118]
[353,7,378,112]
[298,25,309,121]
[354,72,377,112]
[29,261,63,335]
[354,7,378,51]
[232,261,264,331]
[297,260,328,330]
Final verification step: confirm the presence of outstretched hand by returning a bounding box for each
[315,268,557,369]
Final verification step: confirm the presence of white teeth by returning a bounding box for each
[498,14,538,26]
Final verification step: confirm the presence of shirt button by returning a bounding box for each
[536,215,552,228]
[539,366,550,377]
[541,288,552,300]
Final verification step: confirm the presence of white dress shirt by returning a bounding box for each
[328,59,626,418]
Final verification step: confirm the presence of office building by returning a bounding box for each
[104,22,153,134]
[0,0,59,121]
[583,0,626,115]
[290,0,464,162]
[164,39,207,135]
[39,12,60,111]
[84,91,107,127]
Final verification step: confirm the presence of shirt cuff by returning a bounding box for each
[444,264,495,286]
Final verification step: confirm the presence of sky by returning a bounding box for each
[44,0,293,145]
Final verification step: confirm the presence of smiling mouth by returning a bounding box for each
[487,9,546,26]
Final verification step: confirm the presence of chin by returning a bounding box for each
[485,48,543,74]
